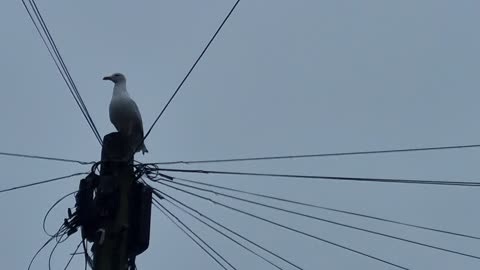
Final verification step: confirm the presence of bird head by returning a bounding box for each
[103,73,126,84]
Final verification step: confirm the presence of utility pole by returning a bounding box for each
[67,132,151,269]
[93,132,133,270]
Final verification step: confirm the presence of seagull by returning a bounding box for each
[103,73,148,155]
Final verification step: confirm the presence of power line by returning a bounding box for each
[28,222,71,270]
[20,0,103,145]
[0,151,94,165]
[153,167,480,187]
[0,172,87,194]
[153,143,480,165]
[142,0,241,146]
[154,188,304,270]
[171,176,480,240]
[28,234,57,270]
[63,240,83,270]
[43,190,78,237]
[159,179,480,260]
[156,182,409,270]
[155,198,238,270]
[153,190,291,270]
[152,199,232,270]
[82,240,91,270]
[28,0,102,145]
[48,234,61,270]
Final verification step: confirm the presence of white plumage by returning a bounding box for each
[103,73,148,155]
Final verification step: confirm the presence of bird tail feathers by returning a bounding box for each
[140,143,148,154]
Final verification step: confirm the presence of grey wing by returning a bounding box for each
[109,97,144,136]
[130,100,144,135]
[129,99,148,153]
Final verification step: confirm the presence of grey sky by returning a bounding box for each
[1,0,479,269]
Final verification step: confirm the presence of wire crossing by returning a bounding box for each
[62,240,83,270]
[21,0,102,145]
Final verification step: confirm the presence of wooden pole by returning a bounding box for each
[93,132,133,270]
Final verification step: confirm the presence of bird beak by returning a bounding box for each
[103,76,112,81]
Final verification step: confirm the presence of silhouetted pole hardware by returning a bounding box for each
[64,132,152,270]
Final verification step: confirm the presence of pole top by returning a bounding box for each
[101,132,133,161]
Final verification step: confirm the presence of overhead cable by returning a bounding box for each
[153,189,293,270]
[156,182,408,270]
[154,168,480,187]
[63,240,83,270]
[0,172,87,194]
[159,179,480,260]
[154,143,480,165]
[21,0,102,145]
[0,151,94,165]
[142,0,241,146]
[171,176,480,240]
[152,199,232,270]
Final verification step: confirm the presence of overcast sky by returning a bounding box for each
[1,0,480,269]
